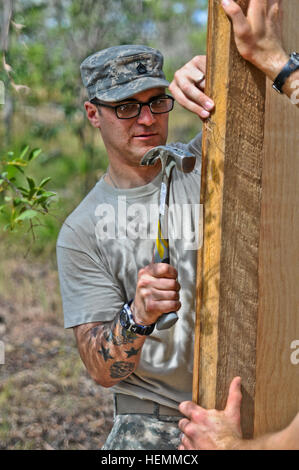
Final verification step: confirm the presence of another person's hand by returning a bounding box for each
[131,263,181,326]
[169,55,215,120]
[221,0,288,81]
[178,375,299,450]
[178,376,243,450]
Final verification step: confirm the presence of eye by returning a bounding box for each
[118,103,139,115]
[116,102,140,119]
[152,97,167,107]
[118,104,130,112]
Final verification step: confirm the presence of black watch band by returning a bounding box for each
[119,300,155,336]
[273,52,299,94]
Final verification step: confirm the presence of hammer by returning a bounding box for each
[140,145,196,330]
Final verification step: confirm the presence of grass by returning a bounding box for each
[0,249,114,450]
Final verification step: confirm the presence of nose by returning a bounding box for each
[136,104,156,125]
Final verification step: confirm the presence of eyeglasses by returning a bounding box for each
[91,94,175,119]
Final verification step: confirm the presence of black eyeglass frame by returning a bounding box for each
[90,94,175,119]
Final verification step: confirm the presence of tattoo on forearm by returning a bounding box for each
[124,346,141,358]
[84,314,144,384]
[88,325,101,345]
[110,361,134,379]
[103,318,138,346]
[91,326,100,337]
[120,327,138,343]
[98,345,114,362]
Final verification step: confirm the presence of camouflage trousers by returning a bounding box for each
[101,414,181,450]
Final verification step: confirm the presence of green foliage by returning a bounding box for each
[5,0,208,108]
[0,146,56,234]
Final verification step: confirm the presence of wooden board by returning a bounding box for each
[254,0,299,436]
[193,0,266,438]
[193,0,299,440]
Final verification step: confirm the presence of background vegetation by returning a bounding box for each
[0,0,207,449]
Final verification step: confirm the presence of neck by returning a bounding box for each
[106,160,162,189]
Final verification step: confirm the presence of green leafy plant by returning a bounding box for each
[0,145,56,236]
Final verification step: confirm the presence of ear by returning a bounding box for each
[84,101,101,128]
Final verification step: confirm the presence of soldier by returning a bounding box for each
[57,43,204,449]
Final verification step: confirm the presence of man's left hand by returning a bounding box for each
[169,55,215,120]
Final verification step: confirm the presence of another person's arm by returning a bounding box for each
[221,0,299,104]
[170,0,299,115]
[178,377,299,450]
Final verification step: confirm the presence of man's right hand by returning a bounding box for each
[131,263,181,326]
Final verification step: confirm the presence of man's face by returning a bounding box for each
[87,87,169,167]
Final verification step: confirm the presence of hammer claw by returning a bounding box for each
[141,145,196,173]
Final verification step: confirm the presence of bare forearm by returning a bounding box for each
[233,435,278,450]
[256,50,299,106]
[234,414,299,450]
[74,316,146,387]
[234,433,288,450]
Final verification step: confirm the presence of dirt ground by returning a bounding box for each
[0,254,114,450]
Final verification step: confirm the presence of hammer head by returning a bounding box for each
[140,145,196,173]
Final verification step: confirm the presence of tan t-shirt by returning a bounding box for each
[56,133,202,409]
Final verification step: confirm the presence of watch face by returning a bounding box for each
[119,309,129,328]
[291,52,299,65]
[130,325,139,334]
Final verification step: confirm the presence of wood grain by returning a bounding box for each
[194,0,299,440]
[193,0,230,407]
[254,0,299,436]
[193,0,266,438]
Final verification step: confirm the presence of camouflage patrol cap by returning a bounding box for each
[80,45,170,103]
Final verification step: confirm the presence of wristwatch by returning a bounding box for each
[119,300,155,336]
[272,52,299,94]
